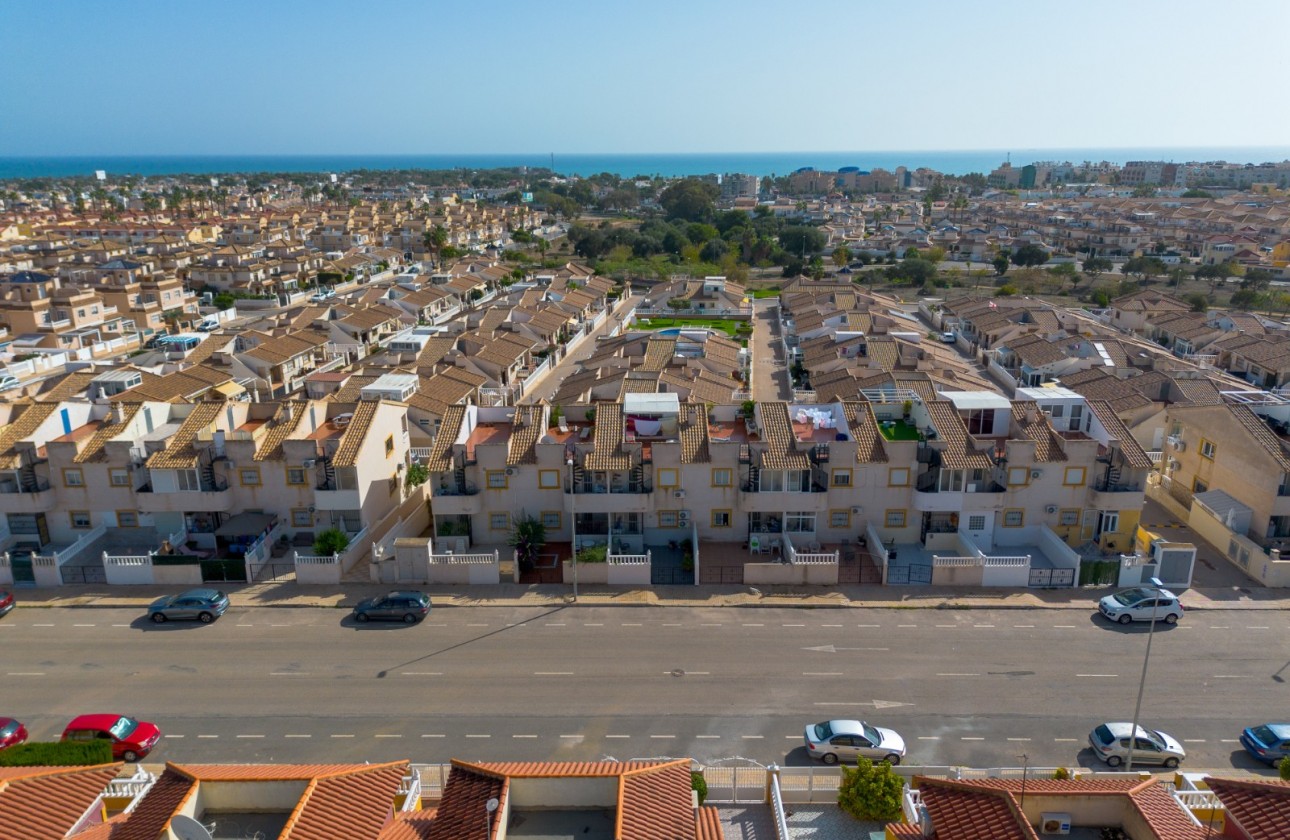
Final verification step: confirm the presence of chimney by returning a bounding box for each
[282,402,293,422]
[1026,407,1038,424]
[110,402,125,425]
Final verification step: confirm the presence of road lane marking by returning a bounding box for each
[1210,626,1230,629]
[974,624,995,628]
[165,734,185,739]
[1077,674,1118,678]
[742,623,764,627]
[74,623,96,627]
[512,734,537,739]
[1221,739,1238,743]
[917,736,941,741]
[545,623,567,627]
[376,734,402,738]
[285,734,311,738]
[6,672,44,676]
[856,624,880,628]
[270,672,310,676]
[584,623,604,626]
[112,624,131,627]
[465,734,490,739]
[1183,739,1207,743]
[331,734,355,739]
[237,623,254,627]
[1013,625,1035,628]
[651,735,676,739]
[425,623,447,627]
[535,671,574,676]
[742,735,764,739]
[897,624,917,628]
[938,673,980,677]
[1053,625,1076,629]
[782,623,805,627]
[197,735,219,739]
[935,624,957,628]
[421,734,445,738]
[1007,738,1031,742]
[270,624,289,627]
[401,672,442,676]
[700,623,722,627]
[466,623,488,627]
[1212,675,1244,679]
[236,735,264,739]
[622,623,642,626]
[605,735,630,739]
[961,737,985,741]
[33,623,54,627]
[662,623,683,626]
[803,672,844,676]
[1247,626,1269,630]
[696,735,721,739]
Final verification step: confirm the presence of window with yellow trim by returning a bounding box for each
[887,467,910,487]
[63,468,84,487]
[486,470,508,489]
[885,509,906,528]
[385,435,395,457]
[239,468,261,486]
[1063,467,1086,487]
[489,512,510,530]
[831,469,852,487]
[116,510,139,528]
[291,508,313,527]
[711,510,732,527]
[1003,509,1024,527]
[69,511,91,529]
[286,467,307,485]
[1007,467,1030,486]
[711,468,732,488]
[109,468,130,487]
[830,510,850,528]
[538,470,561,489]
[1200,439,1216,459]
[658,468,679,488]
[541,511,561,530]
[1059,509,1080,526]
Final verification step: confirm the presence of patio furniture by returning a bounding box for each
[749,535,764,555]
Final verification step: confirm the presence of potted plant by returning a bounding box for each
[740,399,757,419]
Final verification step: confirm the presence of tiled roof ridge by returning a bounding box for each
[0,403,57,456]
[73,403,142,463]
[1204,775,1290,794]
[447,758,509,781]
[0,761,122,783]
[915,777,1042,840]
[331,400,381,467]
[279,762,410,840]
[617,757,692,778]
[145,401,224,469]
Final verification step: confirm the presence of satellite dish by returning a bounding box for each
[170,815,214,840]
[486,797,500,813]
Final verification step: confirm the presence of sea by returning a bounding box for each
[2,148,1290,181]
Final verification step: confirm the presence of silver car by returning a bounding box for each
[1088,722,1185,768]
[148,589,230,624]
[1098,586,1183,625]
[804,719,906,765]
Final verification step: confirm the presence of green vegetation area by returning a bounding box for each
[878,419,922,442]
[635,317,751,339]
[0,741,113,767]
[750,287,781,299]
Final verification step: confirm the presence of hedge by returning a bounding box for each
[0,740,114,766]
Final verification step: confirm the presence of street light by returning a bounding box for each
[567,457,578,601]
[484,796,499,839]
[1124,576,1164,772]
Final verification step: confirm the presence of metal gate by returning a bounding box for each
[251,563,296,583]
[61,565,107,585]
[888,563,932,585]
[10,556,34,584]
[201,559,248,583]
[1028,568,1075,587]
[699,762,767,804]
[651,566,695,585]
[699,566,743,584]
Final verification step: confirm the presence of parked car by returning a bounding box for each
[0,717,28,750]
[352,591,432,624]
[148,588,230,624]
[61,714,161,762]
[1097,586,1183,625]
[1088,722,1185,768]
[941,331,957,343]
[0,375,20,392]
[804,719,906,765]
[1240,723,1290,766]
[0,590,14,618]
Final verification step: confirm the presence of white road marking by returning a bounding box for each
[331,734,355,739]
[1013,625,1035,628]
[401,672,442,676]
[1077,674,1118,678]
[237,624,254,627]
[6,672,44,676]
[466,623,488,627]
[165,734,185,739]
[465,734,490,739]
[1221,739,1238,743]
[270,672,309,676]
[236,735,264,739]
[270,624,289,627]
[696,735,721,739]
[938,673,980,677]
[285,734,311,739]
[1007,738,1031,742]
[425,623,447,627]
[606,735,631,739]
[897,624,917,628]
[782,623,805,627]
[1054,738,1079,743]
[513,734,537,739]
[197,735,219,739]
[584,623,604,626]
[935,624,957,628]
[1247,626,1269,630]
[545,623,567,627]
[822,624,843,627]
[803,672,844,676]
[856,624,880,628]
[1212,675,1244,679]
[622,623,642,626]
[974,624,995,628]
[1053,625,1076,629]
[33,623,54,627]
[112,624,131,627]
[662,623,683,626]
[917,736,941,741]
[74,623,95,627]
[685,671,711,675]
[1210,626,1230,630]
[1183,739,1207,743]
[961,737,985,741]
[651,735,676,739]
[376,734,402,739]
[742,623,764,627]
[421,734,446,738]
[742,735,764,739]
[700,623,722,627]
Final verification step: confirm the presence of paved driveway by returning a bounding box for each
[1139,497,1260,591]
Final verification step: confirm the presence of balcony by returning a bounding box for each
[0,479,56,513]
[136,481,233,513]
[314,487,361,510]
[566,482,652,513]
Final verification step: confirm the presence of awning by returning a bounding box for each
[215,512,277,537]
[212,381,246,397]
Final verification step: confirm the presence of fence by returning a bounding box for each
[769,773,790,840]
[242,522,283,583]
[867,522,888,584]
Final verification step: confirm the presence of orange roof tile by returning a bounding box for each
[1205,776,1290,840]
[0,763,122,840]
[282,762,409,840]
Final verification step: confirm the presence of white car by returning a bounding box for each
[1098,586,1183,625]
[804,719,906,765]
[940,331,957,343]
[1088,722,1185,768]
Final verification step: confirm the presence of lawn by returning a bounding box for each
[877,419,922,441]
[634,316,751,339]
[750,287,781,299]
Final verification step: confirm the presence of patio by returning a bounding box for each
[882,541,1065,586]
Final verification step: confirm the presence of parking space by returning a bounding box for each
[1139,497,1260,591]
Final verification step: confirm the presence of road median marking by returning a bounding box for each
[236,735,264,739]
[331,734,355,739]
[605,735,630,739]
[535,671,574,676]
[512,734,537,739]
[376,734,402,738]
[651,735,676,739]
[938,673,979,677]
[6,672,44,676]
[285,734,311,738]
[961,737,985,741]
[1076,674,1118,678]
[696,735,721,739]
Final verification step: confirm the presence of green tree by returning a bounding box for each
[997,284,1017,297]
[1131,185,1158,197]
[837,757,904,822]
[313,528,350,556]
[422,225,449,266]
[508,515,547,571]
[992,251,1011,276]
[1242,268,1274,293]
[831,245,852,268]
[1280,756,1290,781]
[1121,256,1167,283]
[659,179,719,222]
[779,225,826,256]
[1184,292,1208,313]
[1230,289,1263,310]
[1047,261,1079,291]
[1010,243,1050,267]
[1181,189,1213,199]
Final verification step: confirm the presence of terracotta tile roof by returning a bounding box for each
[408,373,476,416]
[915,778,1033,840]
[694,806,723,840]
[585,402,632,471]
[618,761,697,840]
[1171,377,1224,405]
[702,335,741,367]
[925,401,995,470]
[640,336,678,372]
[74,403,141,463]
[282,762,409,840]
[107,766,198,840]
[1227,404,1290,471]
[254,400,308,461]
[1080,399,1152,469]
[1010,402,1066,463]
[0,763,122,840]
[33,370,98,402]
[332,374,380,401]
[1002,334,1069,369]
[678,404,710,463]
[506,405,543,466]
[758,402,810,470]
[1205,776,1290,840]
[380,809,437,840]
[146,402,224,469]
[842,401,888,463]
[113,367,231,403]
[0,403,57,469]
[659,371,738,405]
[331,400,381,467]
[424,763,507,840]
[414,334,456,366]
[425,405,465,471]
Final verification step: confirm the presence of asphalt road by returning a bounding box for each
[2,605,1286,773]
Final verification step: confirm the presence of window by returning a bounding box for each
[712,510,732,528]
[1003,509,1024,527]
[831,469,852,487]
[658,510,679,528]
[967,514,986,531]
[63,468,84,487]
[1101,512,1120,534]
[1063,467,1086,487]
[830,510,851,528]
[292,508,313,527]
[658,468,679,488]
[711,468,732,488]
[70,511,91,529]
[1192,477,1208,494]
[887,467,910,487]
[785,512,816,533]
[489,512,510,530]
[539,469,561,489]
[239,468,261,486]
[1200,439,1216,460]
[885,509,907,528]
[287,467,306,485]
[109,468,130,487]
[116,510,138,528]
[1060,509,1080,526]
[487,470,508,489]
[385,435,394,457]
[541,511,561,530]
[1008,467,1030,487]
[176,469,202,491]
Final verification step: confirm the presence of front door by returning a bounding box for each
[35,513,49,546]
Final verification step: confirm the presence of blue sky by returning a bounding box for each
[2,0,1287,156]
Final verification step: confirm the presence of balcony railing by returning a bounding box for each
[565,481,652,495]
[435,482,479,496]
[1093,480,1143,493]
[0,478,50,494]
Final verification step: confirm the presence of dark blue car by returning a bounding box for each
[1240,724,1290,766]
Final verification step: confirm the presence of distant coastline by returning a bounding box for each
[3,148,1290,181]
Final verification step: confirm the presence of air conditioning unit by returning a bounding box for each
[1031,469,1043,479]
[303,459,316,469]
[678,511,691,524]
[1039,813,1071,835]
[673,489,686,499]
[1173,440,1186,452]
[505,467,515,476]
[1046,505,1058,514]
[851,506,863,515]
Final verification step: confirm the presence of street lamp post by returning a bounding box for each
[1124,576,1164,772]
[568,457,578,601]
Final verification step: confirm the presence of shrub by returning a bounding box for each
[1281,756,1290,781]
[313,528,350,556]
[405,462,428,489]
[838,757,904,822]
[996,284,1017,297]
[0,741,113,766]
[691,771,708,804]
[1053,767,1071,780]
[575,544,608,564]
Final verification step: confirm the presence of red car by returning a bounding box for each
[0,590,14,618]
[0,717,28,750]
[61,714,161,762]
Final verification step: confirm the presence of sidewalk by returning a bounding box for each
[10,580,1289,611]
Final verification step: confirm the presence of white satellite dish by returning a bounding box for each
[170,815,214,840]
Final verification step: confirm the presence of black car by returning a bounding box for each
[352,591,431,624]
